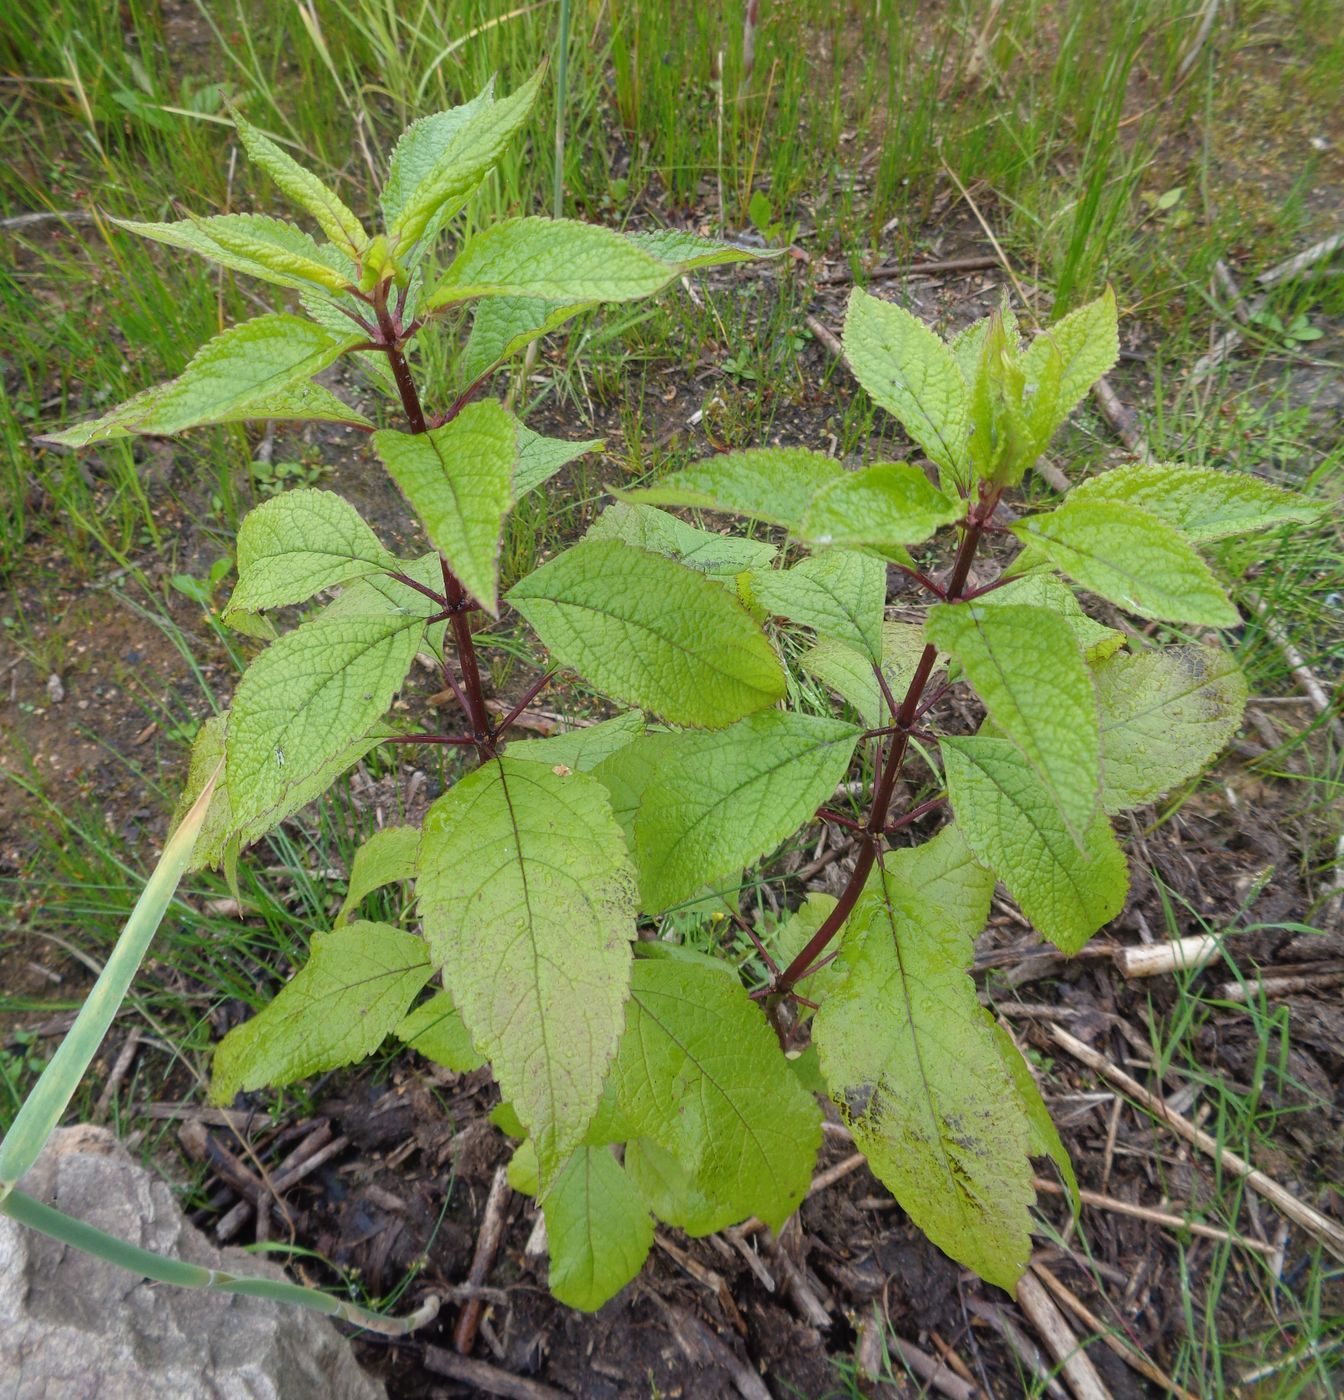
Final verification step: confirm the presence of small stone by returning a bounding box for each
[46,673,65,703]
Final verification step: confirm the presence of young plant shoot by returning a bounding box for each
[39,74,1320,1314]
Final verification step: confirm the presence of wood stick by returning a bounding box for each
[818,254,999,285]
[966,1298,1068,1400]
[1090,376,1150,460]
[665,1303,772,1400]
[890,1335,981,1400]
[1113,934,1225,979]
[1216,968,1344,1002]
[93,1028,141,1122]
[1050,1024,1344,1262]
[1015,1269,1112,1400]
[761,1229,832,1328]
[803,313,844,361]
[424,1347,570,1399]
[1247,595,1344,747]
[1256,230,1344,288]
[453,1167,512,1354]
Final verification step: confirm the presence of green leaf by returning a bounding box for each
[210,923,431,1104]
[319,550,446,621]
[926,602,1100,841]
[543,1146,653,1311]
[507,712,647,772]
[426,217,676,310]
[627,710,860,912]
[748,549,885,657]
[418,759,637,1180]
[1013,499,1239,627]
[627,228,770,270]
[812,828,1030,1292]
[336,825,419,926]
[842,287,970,484]
[514,419,603,497]
[113,213,349,292]
[508,539,785,728]
[386,69,544,248]
[988,1017,1078,1210]
[40,315,365,446]
[227,611,424,832]
[1019,287,1119,447]
[798,621,931,726]
[798,462,962,551]
[971,574,1126,662]
[622,447,844,532]
[374,399,517,614]
[611,956,821,1231]
[1068,463,1323,543]
[942,736,1128,953]
[462,296,591,383]
[234,114,368,256]
[395,992,484,1072]
[1094,644,1247,812]
[226,488,395,622]
[624,1138,736,1236]
[588,502,776,582]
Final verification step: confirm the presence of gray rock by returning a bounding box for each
[0,1125,386,1400]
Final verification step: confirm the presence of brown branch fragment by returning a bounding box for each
[453,1166,513,1354]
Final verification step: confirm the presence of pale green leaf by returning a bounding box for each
[395,991,484,1072]
[234,114,367,256]
[748,549,885,658]
[622,447,844,531]
[387,69,543,248]
[588,501,776,582]
[1013,499,1240,627]
[320,551,446,620]
[418,759,637,1180]
[336,825,419,926]
[842,287,971,482]
[942,736,1128,953]
[626,228,770,269]
[462,296,590,383]
[514,420,603,497]
[210,923,431,1104]
[799,620,932,726]
[227,612,424,832]
[951,304,1022,386]
[41,315,365,446]
[374,399,517,613]
[798,462,962,551]
[1069,462,1323,543]
[507,712,647,772]
[988,1017,1078,1210]
[1095,644,1247,812]
[624,1138,737,1237]
[972,574,1126,662]
[226,488,394,621]
[813,830,1030,1292]
[1019,287,1119,446]
[767,892,853,1014]
[627,710,860,912]
[427,217,676,310]
[299,286,397,394]
[543,1146,653,1311]
[508,1138,540,1194]
[611,956,822,1231]
[926,602,1100,841]
[507,539,785,728]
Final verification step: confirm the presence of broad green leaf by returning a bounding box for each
[426,218,676,310]
[799,621,932,726]
[628,710,860,912]
[40,315,365,446]
[926,602,1100,841]
[624,1138,736,1237]
[842,287,970,483]
[611,956,822,1231]
[543,1146,653,1311]
[942,736,1128,953]
[1019,287,1119,446]
[508,1138,540,1195]
[395,992,484,1072]
[798,462,962,551]
[210,923,431,1104]
[336,825,419,926]
[113,213,348,292]
[508,539,785,728]
[462,296,590,383]
[514,420,603,497]
[227,611,424,831]
[387,69,544,248]
[1013,499,1240,627]
[1094,644,1247,812]
[1069,462,1322,543]
[418,759,637,1180]
[234,114,367,256]
[507,711,647,772]
[298,286,398,394]
[622,447,844,532]
[226,488,394,621]
[374,399,517,613]
[588,502,776,582]
[972,574,1126,662]
[812,829,1029,1292]
[748,549,885,658]
[951,304,1022,386]
[627,228,769,270]
[320,550,446,621]
[988,1017,1078,1210]
[590,733,664,849]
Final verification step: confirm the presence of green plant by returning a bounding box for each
[18,73,1323,1322]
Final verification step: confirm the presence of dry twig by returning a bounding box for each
[453,1166,513,1354]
